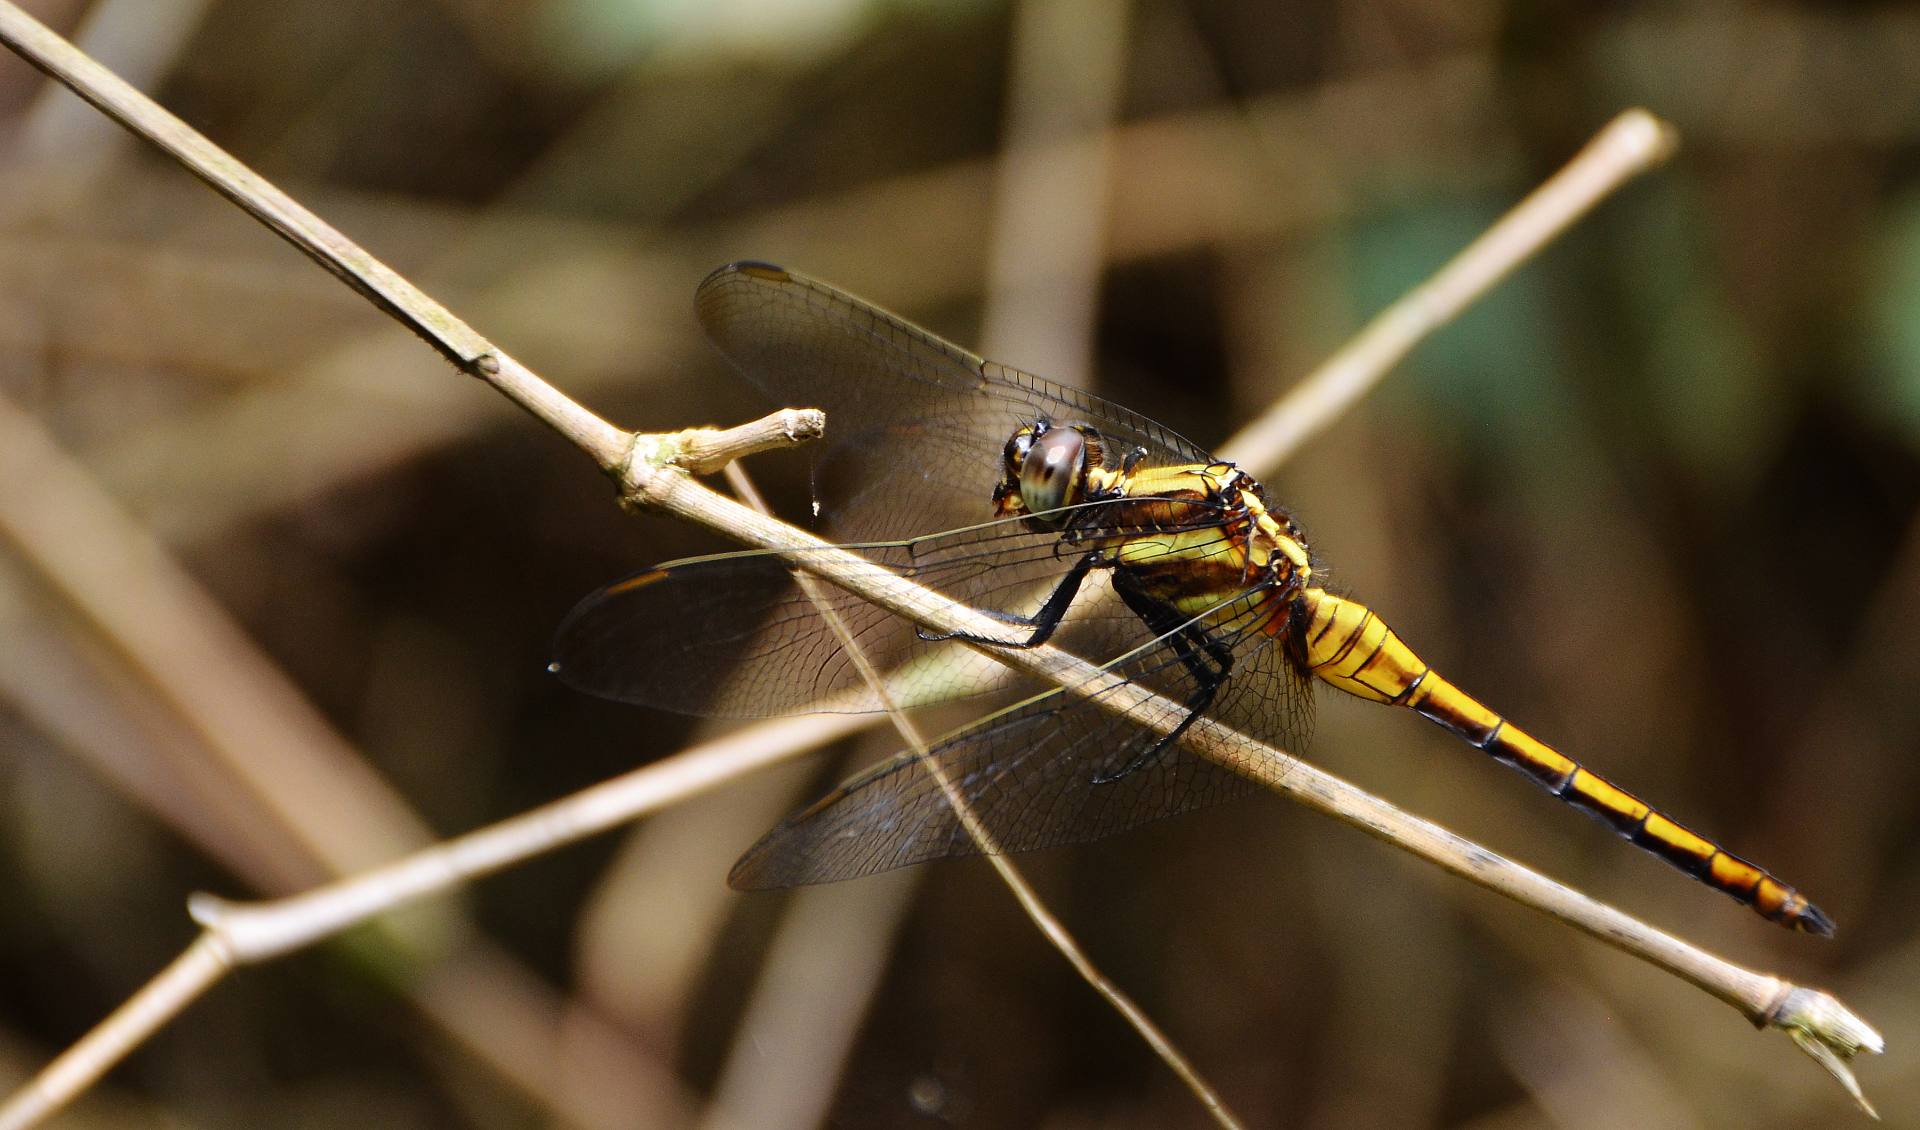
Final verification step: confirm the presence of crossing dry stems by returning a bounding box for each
[0,2,1883,1127]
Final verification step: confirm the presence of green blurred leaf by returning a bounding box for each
[535,0,983,78]
[1611,179,1777,489]
[1346,201,1574,455]
[1867,190,1920,448]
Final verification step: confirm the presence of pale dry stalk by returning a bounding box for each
[0,3,1883,1128]
[719,459,1246,1129]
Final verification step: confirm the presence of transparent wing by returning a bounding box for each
[728,585,1316,888]
[551,500,1245,717]
[695,262,1215,542]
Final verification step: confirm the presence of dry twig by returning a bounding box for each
[721,453,1246,1129]
[0,3,1882,1127]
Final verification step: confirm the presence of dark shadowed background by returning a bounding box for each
[0,2,1916,1128]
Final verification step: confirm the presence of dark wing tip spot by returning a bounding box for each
[549,568,677,689]
[602,569,672,597]
[706,260,790,285]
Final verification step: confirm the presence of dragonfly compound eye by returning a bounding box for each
[1019,426,1087,517]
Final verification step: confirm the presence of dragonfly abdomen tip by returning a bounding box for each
[1790,897,1837,938]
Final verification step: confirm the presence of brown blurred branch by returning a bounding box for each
[0,391,697,1130]
[0,3,1883,1128]
[0,8,691,1126]
[0,2,629,471]
[55,54,1509,546]
[14,0,208,182]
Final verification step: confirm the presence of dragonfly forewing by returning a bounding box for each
[550,503,1246,719]
[696,263,1211,543]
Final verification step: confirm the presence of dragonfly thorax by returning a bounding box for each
[992,418,1314,598]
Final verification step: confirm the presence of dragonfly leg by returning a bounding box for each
[1090,575,1235,785]
[915,551,1100,648]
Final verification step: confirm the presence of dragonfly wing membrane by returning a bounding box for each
[551,553,900,716]
[552,506,1208,720]
[728,678,1259,889]
[695,263,1214,542]
[727,594,1297,889]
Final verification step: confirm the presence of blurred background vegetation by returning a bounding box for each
[0,1,1916,1127]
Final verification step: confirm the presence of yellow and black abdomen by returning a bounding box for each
[1293,586,1833,935]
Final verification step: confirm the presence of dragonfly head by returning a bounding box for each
[995,421,1103,528]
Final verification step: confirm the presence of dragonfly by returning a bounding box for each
[551,261,1833,935]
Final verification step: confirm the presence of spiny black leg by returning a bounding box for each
[1113,571,1232,694]
[1196,617,1234,675]
[1090,633,1221,784]
[1091,573,1233,784]
[916,551,1100,648]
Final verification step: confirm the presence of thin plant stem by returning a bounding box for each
[0,2,628,473]
[1,934,232,1127]
[0,3,1883,1126]
[721,463,1246,1128]
[0,393,696,1129]
[0,705,875,1130]
[1220,108,1676,473]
